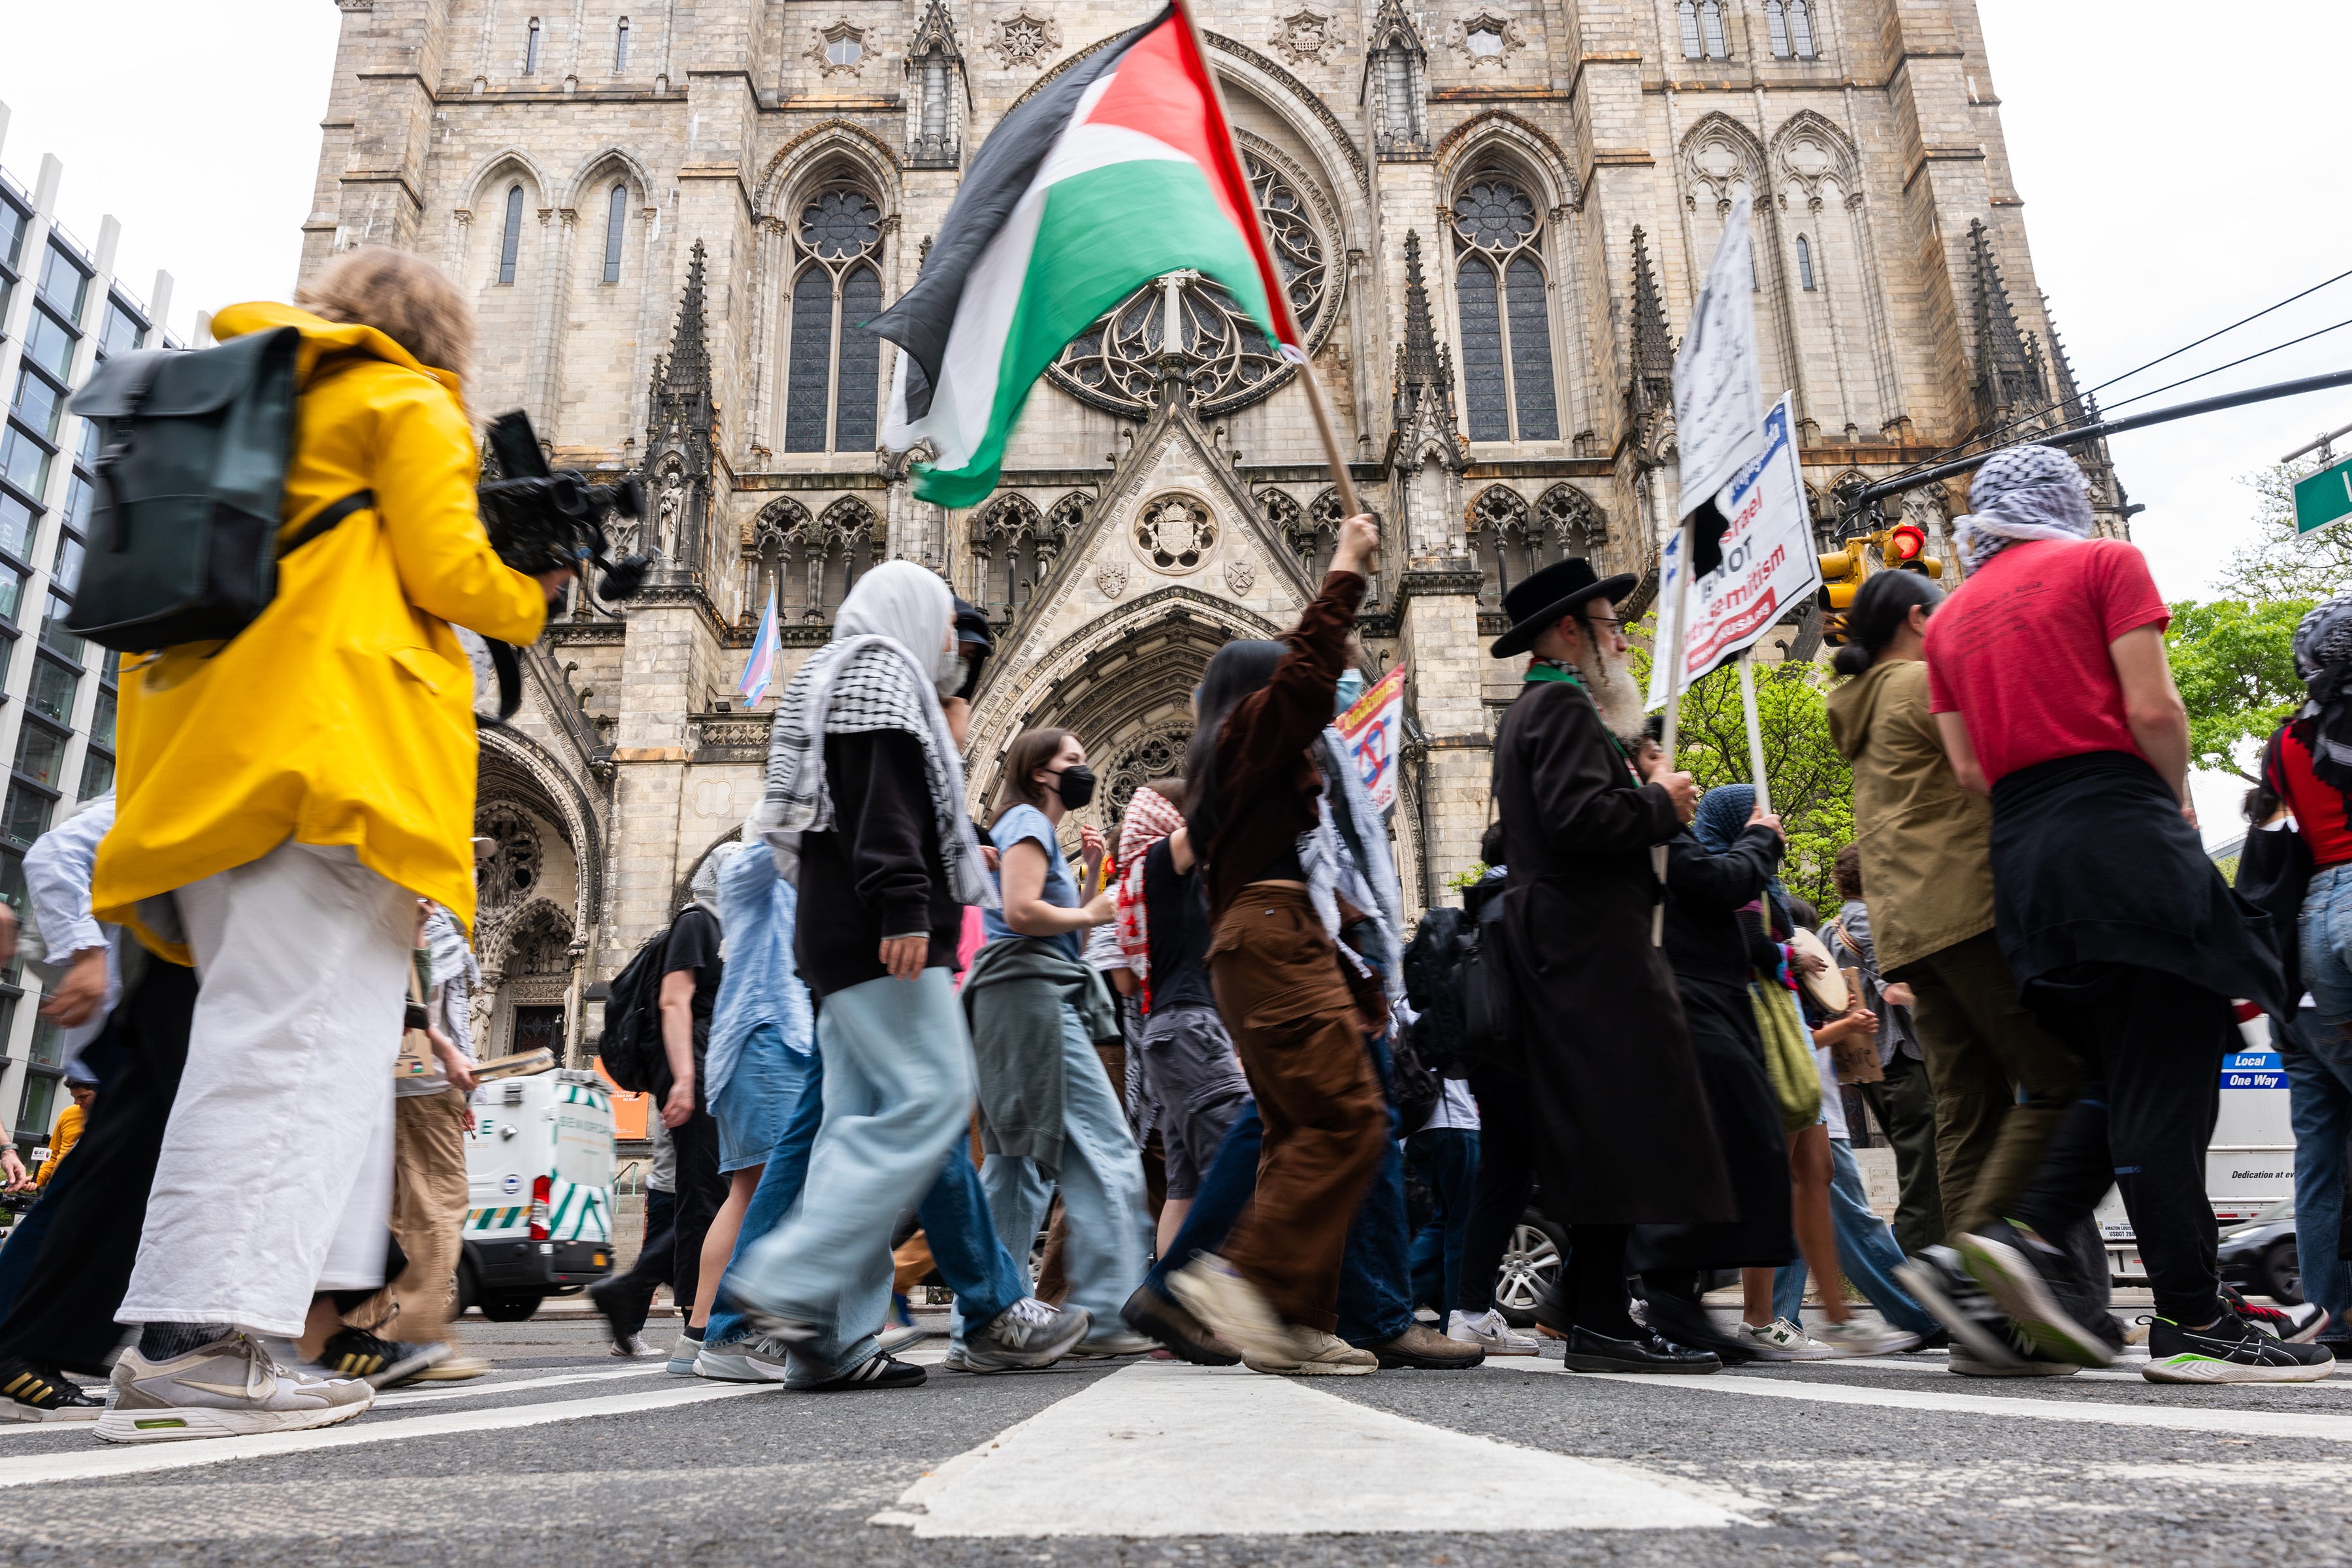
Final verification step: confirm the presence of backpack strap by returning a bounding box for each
[278,489,374,559]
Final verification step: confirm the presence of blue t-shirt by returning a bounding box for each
[983,803,1083,960]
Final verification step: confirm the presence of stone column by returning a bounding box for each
[1395,561,1490,903]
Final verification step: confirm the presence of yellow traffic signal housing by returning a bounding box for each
[1817,539,1869,615]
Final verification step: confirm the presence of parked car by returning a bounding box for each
[2217,1199,2301,1305]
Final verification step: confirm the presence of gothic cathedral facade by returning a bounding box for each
[302,0,2119,1061]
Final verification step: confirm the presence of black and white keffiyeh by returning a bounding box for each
[1951,444,2095,574]
[1299,727,1405,1002]
[753,561,998,910]
[2293,593,2352,795]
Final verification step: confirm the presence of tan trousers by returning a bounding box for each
[369,1088,472,1345]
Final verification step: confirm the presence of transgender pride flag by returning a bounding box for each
[738,587,779,706]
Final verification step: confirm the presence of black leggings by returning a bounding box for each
[1456,1066,1538,1314]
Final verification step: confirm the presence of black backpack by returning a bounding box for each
[1401,907,1469,1080]
[67,328,373,652]
[594,924,674,1093]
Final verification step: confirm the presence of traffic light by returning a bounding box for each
[1884,523,1944,581]
[1818,538,1869,619]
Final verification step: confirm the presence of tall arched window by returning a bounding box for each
[1765,0,1818,57]
[525,17,542,73]
[1680,1,1728,59]
[1795,234,1816,291]
[615,16,630,71]
[1453,176,1558,442]
[783,184,887,454]
[602,184,627,284]
[498,184,525,285]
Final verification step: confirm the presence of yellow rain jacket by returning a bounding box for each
[91,302,547,951]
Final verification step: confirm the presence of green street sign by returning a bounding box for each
[2297,459,2352,534]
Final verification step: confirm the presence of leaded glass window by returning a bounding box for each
[603,184,627,284]
[1767,0,1790,56]
[1699,0,1728,57]
[615,16,630,71]
[781,184,888,454]
[498,185,524,285]
[1796,234,1816,291]
[1678,1,1703,58]
[1789,0,1816,57]
[1452,175,1558,444]
[525,17,541,73]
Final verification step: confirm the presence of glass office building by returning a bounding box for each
[0,115,182,1161]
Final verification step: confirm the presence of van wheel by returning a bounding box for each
[479,1292,544,1322]
[454,1257,480,1317]
[2261,1239,2304,1306]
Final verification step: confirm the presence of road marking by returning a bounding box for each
[1490,1362,2352,1441]
[370,1365,671,1407]
[0,1379,779,1487]
[873,1360,1756,1537]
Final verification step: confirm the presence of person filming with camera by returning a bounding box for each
[88,248,570,1444]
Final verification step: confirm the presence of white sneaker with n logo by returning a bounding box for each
[95,1333,374,1444]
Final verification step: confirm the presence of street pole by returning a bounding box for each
[1653,517,1696,945]
[1738,649,1772,817]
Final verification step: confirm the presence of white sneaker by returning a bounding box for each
[1448,1309,1541,1356]
[96,1333,373,1445]
[694,1335,794,1382]
[1070,1329,1158,1358]
[1811,1316,1921,1359]
[665,1333,702,1375]
[1243,1329,1379,1377]
[962,1296,1091,1372]
[612,1333,662,1359]
[1731,1318,1836,1361]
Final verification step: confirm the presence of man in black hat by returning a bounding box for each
[1486,557,1736,1373]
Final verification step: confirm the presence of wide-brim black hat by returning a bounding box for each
[1490,557,1639,657]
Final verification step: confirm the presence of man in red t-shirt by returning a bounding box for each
[1910,444,2323,1386]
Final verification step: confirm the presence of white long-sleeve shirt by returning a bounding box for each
[24,793,121,1070]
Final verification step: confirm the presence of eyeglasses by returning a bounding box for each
[1583,615,1624,632]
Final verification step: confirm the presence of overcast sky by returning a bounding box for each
[1,1,2327,822]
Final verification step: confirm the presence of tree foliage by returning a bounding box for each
[2164,597,2311,782]
[2210,459,2352,602]
[1632,619,1854,913]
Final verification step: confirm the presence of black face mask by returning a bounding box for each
[1048,763,1098,809]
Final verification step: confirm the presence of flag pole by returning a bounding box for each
[1652,515,1696,945]
[1171,0,1360,519]
[1737,648,1772,817]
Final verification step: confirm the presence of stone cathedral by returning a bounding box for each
[301,0,2122,1063]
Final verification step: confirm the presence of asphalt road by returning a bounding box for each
[4,1310,2347,1567]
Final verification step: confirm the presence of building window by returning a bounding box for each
[826,35,863,69]
[499,184,525,286]
[1452,176,1559,443]
[782,186,886,455]
[1796,234,1816,290]
[1679,0,1729,59]
[602,184,628,284]
[525,16,542,73]
[24,307,75,381]
[1789,0,1816,57]
[615,15,630,71]
[38,244,88,322]
[99,300,146,359]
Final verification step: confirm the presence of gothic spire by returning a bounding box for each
[1968,218,2042,436]
[2040,292,2117,498]
[1388,230,1461,472]
[1397,229,1441,395]
[1627,225,1673,425]
[644,240,717,570]
[659,239,712,412]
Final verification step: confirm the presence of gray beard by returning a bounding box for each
[1575,646,1646,743]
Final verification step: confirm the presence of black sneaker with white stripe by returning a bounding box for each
[2144,1312,2336,1383]
[2222,1284,2329,1343]
[804,1351,926,1391]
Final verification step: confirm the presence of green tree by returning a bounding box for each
[2211,459,2352,602]
[1632,619,1854,913]
[2164,597,2310,782]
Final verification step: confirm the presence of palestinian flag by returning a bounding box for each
[872,3,1301,507]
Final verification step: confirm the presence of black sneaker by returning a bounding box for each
[1955,1222,2114,1367]
[2221,1284,2330,1344]
[1948,1321,2081,1377]
[1122,1284,1240,1367]
[0,1356,103,1422]
[315,1328,449,1388]
[1637,1286,1760,1365]
[2145,1313,2337,1383]
[803,1351,926,1391]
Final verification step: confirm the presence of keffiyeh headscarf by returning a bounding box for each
[2293,594,2352,794]
[1950,444,2095,574]
[753,561,998,909]
[1113,785,1187,1011]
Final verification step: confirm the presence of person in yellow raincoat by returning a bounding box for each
[92,248,565,1445]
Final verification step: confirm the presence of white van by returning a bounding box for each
[2098,1036,2293,1282]
[459,1068,617,1320]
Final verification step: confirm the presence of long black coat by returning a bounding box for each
[1491,679,1735,1226]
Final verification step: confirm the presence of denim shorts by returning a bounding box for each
[711,1022,814,1173]
[2300,862,2352,1026]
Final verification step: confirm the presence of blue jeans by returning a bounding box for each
[1773,1137,1938,1336]
[1407,1127,1480,1316]
[726,969,977,1382]
[957,1002,1151,1344]
[1141,1030,1415,1348]
[2286,1011,2352,1328]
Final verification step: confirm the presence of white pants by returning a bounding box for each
[118,840,414,1338]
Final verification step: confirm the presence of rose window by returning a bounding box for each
[1134,497,1215,573]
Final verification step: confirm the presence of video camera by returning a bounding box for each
[478,410,652,606]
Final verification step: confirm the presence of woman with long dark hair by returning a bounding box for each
[957,727,1154,1359]
[1165,513,1389,1376]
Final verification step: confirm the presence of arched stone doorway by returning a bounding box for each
[475,759,588,1064]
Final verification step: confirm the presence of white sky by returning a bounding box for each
[1,1,2323,828]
